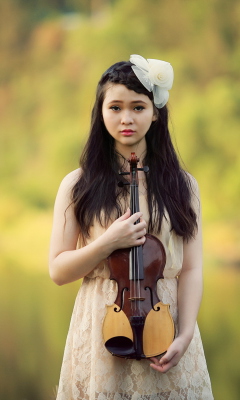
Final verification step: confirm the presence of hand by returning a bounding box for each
[149,335,191,373]
[104,209,147,252]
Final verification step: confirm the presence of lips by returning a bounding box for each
[121,129,134,136]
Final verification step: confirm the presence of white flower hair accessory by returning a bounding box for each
[130,54,174,108]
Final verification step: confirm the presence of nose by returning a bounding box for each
[121,110,133,125]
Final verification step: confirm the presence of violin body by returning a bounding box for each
[103,234,175,359]
[102,153,175,360]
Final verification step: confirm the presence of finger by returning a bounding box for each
[149,356,167,372]
[149,362,165,373]
[150,357,172,373]
[159,357,178,373]
[150,362,171,373]
[149,356,167,367]
[134,233,146,244]
[128,212,143,224]
[137,227,147,236]
[132,222,147,237]
[149,357,159,365]
[159,348,178,366]
[135,224,146,236]
[150,350,179,373]
[116,208,131,222]
[135,235,146,246]
[159,354,170,366]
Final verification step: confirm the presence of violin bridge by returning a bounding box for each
[129,297,145,301]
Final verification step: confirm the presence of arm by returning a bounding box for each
[150,184,203,373]
[176,213,203,343]
[49,169,147,286]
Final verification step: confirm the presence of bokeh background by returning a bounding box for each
[0,0,240,399]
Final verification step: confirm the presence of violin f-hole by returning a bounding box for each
[144,286,161,312]
[114,287,129,313]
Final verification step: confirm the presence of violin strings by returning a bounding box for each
[135,182,141,316]
[129,163,143,317]
[133,183,137,315]
[130,181,135,314]
[136,183,141,317]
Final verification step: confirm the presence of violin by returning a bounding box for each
[102,152,174,360]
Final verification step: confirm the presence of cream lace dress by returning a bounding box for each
[56,188,214,400]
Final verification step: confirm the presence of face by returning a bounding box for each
[102,84,157,156]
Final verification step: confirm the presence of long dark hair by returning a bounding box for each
[71,61,197,241]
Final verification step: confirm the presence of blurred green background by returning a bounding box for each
[0,0,240,399]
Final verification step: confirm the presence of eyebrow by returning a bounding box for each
[106,100,148,105]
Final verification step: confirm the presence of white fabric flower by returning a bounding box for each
[130,54,174,108]
[148,59,173,89]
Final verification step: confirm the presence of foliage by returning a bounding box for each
[0,0,240,398]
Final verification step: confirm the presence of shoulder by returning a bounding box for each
[59,168,81,191]
[182,171,199,193]
[183,170,197,184]
[183,172,201,216]
[61,168,81,186]
[55,168,81,204]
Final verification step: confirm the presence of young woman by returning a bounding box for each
[49,55,214,399]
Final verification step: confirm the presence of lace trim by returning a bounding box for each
[56,278,213,400]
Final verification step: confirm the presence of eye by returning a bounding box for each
[110,106,121,111]
[134,106,145,111]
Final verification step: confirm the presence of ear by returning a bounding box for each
[152,105,159,122]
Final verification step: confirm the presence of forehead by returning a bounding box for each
[103,83,152,104]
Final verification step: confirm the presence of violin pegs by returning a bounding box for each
[118,181,130,187]
[119,171,130,176]
[137,166,149,173]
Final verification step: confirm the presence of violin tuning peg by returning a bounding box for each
[137,166,149,173]
[119,171,130,176]
[118,181,130,187]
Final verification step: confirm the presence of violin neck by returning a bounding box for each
[129,167,144,280]
[130,171,140,218]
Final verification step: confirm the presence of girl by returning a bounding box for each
[49,55,214,399]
